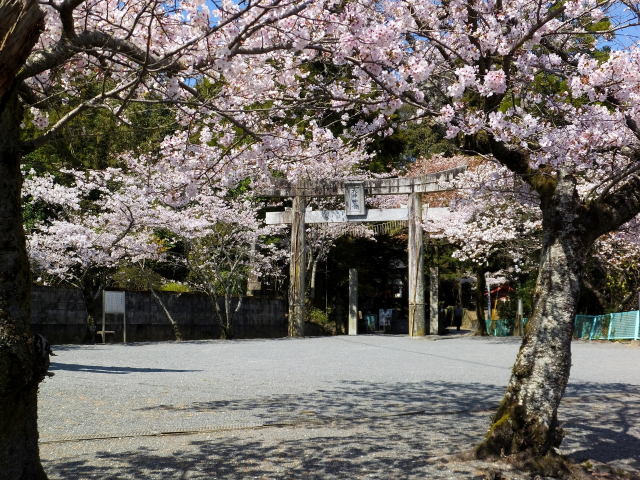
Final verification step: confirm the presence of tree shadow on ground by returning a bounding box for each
[49,362,201,374]
[41,380,640,479]
[561,383,640,471]
[48,336,329,352]
[134,378,500,422]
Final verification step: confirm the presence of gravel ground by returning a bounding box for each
[38,334,640,479]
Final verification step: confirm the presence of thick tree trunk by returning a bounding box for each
[0,0,44,99]
[0,91,48,479]
[477,173,591,460]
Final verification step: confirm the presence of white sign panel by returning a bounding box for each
[344,182,366,216]
[265,206,450,225]
[104,291,126,314]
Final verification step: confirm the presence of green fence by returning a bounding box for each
[486,311,640,340]
[574,311,640,340]
[485,318,528,336]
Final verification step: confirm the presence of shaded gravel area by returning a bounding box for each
[38,335,640,479]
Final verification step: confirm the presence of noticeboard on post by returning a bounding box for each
[103,291,126,314]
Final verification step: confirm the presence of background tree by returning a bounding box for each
[306,0,640,462]
[583,220,640,313]
[184,215,286,339]
[25,168,165,339]
[1,0,371,474]
[438,160,542,334]
[5,0,640,475]
[26,164,287,342]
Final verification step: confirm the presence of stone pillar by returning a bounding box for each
[408,192,425,336]
[348,268,358,336]
[246,237,261,296]
[429,265,439,335]
[515,298,524,336]
[288,194,306,337]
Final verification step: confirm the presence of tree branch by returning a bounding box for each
[0,0,44,99]
[587,168,640,238]
[22,77,140,152]
[19,30,179,82]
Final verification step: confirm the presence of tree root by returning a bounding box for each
[425,448,637,480]
[476,401,563,460]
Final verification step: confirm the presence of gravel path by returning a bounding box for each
[38,335,640,479]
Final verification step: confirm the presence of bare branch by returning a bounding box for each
[22,77,139,151]
[19,30,179,82]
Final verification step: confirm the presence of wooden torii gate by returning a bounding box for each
[261,166,465,337]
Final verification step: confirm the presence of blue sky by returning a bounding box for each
[201,0,639,50]
[601,2,640,50]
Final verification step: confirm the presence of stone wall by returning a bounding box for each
[31,286,287,344]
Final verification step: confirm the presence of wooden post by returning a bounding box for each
[408,192,425,336]
[429,265,439,335]
[288,194,306,337]
[348,268,358,336]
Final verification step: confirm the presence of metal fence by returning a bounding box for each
[485,318,527,336]
[574,311,640,340]
[486,311,640,340]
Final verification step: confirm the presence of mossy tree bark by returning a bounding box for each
[0,93,48,480]
[477,171,612,458]
[1,1,47,478]
[469,126,640,460]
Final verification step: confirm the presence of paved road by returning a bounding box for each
[38,335,640,479]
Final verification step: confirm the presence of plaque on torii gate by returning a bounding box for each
[260,166,465,337]
[344,181,366,216]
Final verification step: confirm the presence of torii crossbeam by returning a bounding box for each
[259,166,464,337]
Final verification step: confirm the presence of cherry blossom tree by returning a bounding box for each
[25,159,288,340]
[437,159,640,318]
[4,0,640,474]
[24,165,184,347]
[585,218,640,312]
[307,0,640,461]
[290,0,640,464]
[25,169,165,310]
[433,160,542,334]
[1,0,373,474]
[184,216,286,339]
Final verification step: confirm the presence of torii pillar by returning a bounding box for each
[289,192,306,336]
[260,166,466,338]
[408,192,425,336]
